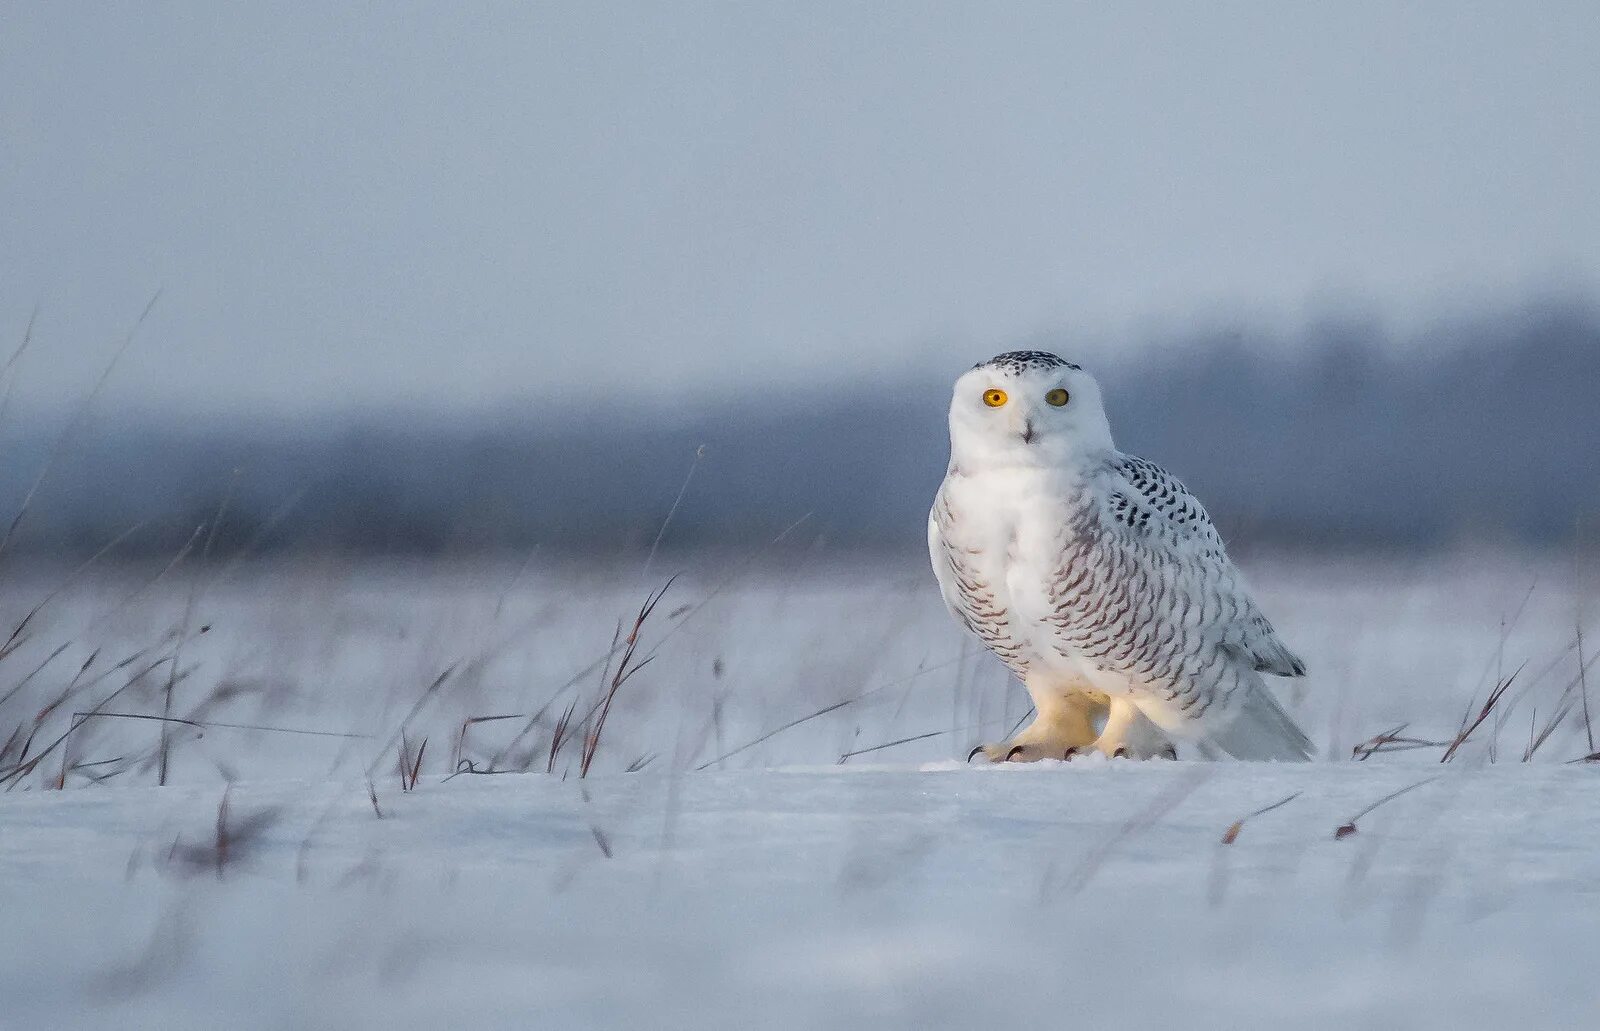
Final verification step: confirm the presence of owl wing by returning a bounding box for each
[1062,454,1306,681]
[927,507,967,623]
[928,488,1030,678]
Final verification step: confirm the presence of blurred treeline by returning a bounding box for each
[2,301,1596,561]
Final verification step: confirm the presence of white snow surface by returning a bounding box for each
[1,554,1597,1028]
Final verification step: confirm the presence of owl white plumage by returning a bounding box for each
[929,351,1314,762]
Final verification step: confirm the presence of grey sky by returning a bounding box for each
[2,2,1596,414]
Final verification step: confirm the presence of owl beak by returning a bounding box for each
[1019,419,1036,445]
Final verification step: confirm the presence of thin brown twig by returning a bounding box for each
[1220,791,1302,845]
[1334,776,1441,839]
[1441,668,1522,763]
[1451,580,1538,735]
[407,737,427,790]
[580,578,673,777]
[546,699,579,774]
[1350,723,1451,761]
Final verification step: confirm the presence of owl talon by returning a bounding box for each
[1112,746,1129,759]
[967,735,1100,764]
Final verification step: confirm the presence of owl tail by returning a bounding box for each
[1198,677,1315,762]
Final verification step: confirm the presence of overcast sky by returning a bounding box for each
[2,2,1596,414]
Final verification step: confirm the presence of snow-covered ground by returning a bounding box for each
[1,552,1596,1027]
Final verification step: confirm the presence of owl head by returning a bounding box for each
[947,350,1114,467]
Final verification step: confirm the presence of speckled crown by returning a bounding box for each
[975,350,1081,373]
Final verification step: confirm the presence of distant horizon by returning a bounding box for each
[0,298,1593,560]
[3,285,1596,421]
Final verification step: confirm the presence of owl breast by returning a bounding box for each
[931,466,1093,682]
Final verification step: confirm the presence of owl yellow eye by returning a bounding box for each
[1045,388,1070,407]
[982,388,1008,408]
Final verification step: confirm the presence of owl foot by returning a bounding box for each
[967,741,1086,763]
[967,695,1104,763]
[1091,699,1178,759]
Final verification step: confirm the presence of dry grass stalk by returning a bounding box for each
[363,664,456,783]
[0,641,71,711]
[1334,776,1440,840]
[487,516,819,775]
[1524,694,1577,761]
[1441,669,1521,762]
[695,698,855,772]
[397,732,427,792]
[450,713,524,774]
[1220,791,1301,845]
[837,729,947,763]
[0,521,149,664]
[1350,723,1449,761]
[641,445,705,583]
[1580,623,1593,754]
[579,577,674,778]
[0,292,160,573]
[546,699,579,774]
[1,651,189,789]
[158,475,236,786]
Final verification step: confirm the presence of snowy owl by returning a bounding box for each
[929,351,1313,762]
